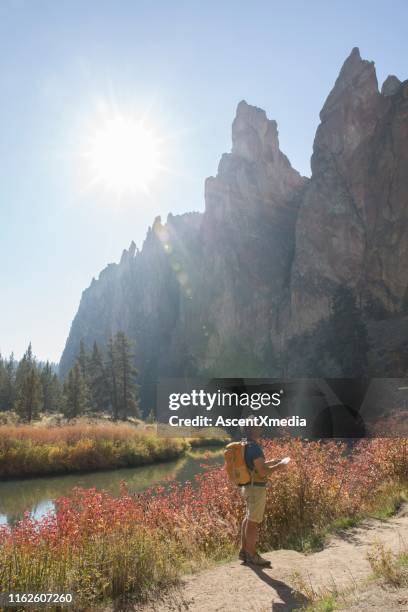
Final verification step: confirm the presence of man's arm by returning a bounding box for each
[265,458,280,467]
[253,456,285,478]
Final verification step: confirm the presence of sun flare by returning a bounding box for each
[85,114,163,196]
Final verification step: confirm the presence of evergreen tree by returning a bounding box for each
[40,361,63,413]
[4,356,16,410]
[89,341,109,413]
[14,344,42,422]
[78,339,90,381]
[0,355,7,410]
[0,354,16,411]
[14,343,33,393]
[0,355,9,410]
[63,362,89,419]
[328,285,369,377]
[106,336,119,420]
[114,332,140,420]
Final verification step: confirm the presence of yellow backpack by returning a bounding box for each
[224,441,251,486]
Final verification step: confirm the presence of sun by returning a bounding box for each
[84,114,163,196]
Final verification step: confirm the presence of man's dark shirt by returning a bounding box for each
[244,441,264,471]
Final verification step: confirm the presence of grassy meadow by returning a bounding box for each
[0,419,203,478]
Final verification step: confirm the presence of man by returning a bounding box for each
[239,424,287,567]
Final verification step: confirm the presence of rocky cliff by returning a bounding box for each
[60,48,408,398]
[289,48,408,337]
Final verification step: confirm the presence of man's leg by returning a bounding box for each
[241,517,247,551]
[244,519,258,556]
[243,486,270,566]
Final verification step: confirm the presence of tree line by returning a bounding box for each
[0,332,140,422]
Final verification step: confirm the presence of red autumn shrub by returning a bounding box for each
[0,438,406,604]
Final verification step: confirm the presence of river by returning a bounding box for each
[0,448,224,526]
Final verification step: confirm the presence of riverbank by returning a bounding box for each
[0,420,228,479]
[0,447,225,525]
[0,438,407,610]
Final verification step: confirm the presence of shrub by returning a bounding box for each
[0,438,407,606]
[0,424,189,477]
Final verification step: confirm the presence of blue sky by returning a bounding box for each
[1,0,407,363]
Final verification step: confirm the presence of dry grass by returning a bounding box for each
[0,422,145,445]
[367,541,408,588]
[292,571,343,611]
[294,533,408,611]
[0,423,189,478]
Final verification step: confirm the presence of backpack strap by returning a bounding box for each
[244,440,255,487]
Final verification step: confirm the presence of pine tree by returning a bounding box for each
[41,362,63,413]
[89,341,109,413]
[0,354,8,410]
[114,332,140,420]
[14,344,42,422]
[4,355,16,410]
[106,336,119,420]
[78,339,90,381]
[0,354,16,411]
[14,343,33,393]
[63,362,89,419]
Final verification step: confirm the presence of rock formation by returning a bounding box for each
[60,48,408,401]
[289,48,408,337]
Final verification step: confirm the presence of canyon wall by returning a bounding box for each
[60,48,408,395]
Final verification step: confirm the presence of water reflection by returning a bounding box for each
[0,449,223,526]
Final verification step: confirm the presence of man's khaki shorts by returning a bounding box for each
[241,484,266,523]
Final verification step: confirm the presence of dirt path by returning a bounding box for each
[143,505,408,611]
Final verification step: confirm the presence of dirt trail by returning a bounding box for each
[143,505,408,611]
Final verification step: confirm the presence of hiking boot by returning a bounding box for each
[245,552,271,567]
[238,549,247,561]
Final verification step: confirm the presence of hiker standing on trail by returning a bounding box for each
[225,424,290,567]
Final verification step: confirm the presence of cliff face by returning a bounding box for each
[60,48,408,391]
[289,48,408,337]
[197,101,306,373]
[59,212,203,386]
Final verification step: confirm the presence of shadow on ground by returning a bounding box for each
[248,565,309,611]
